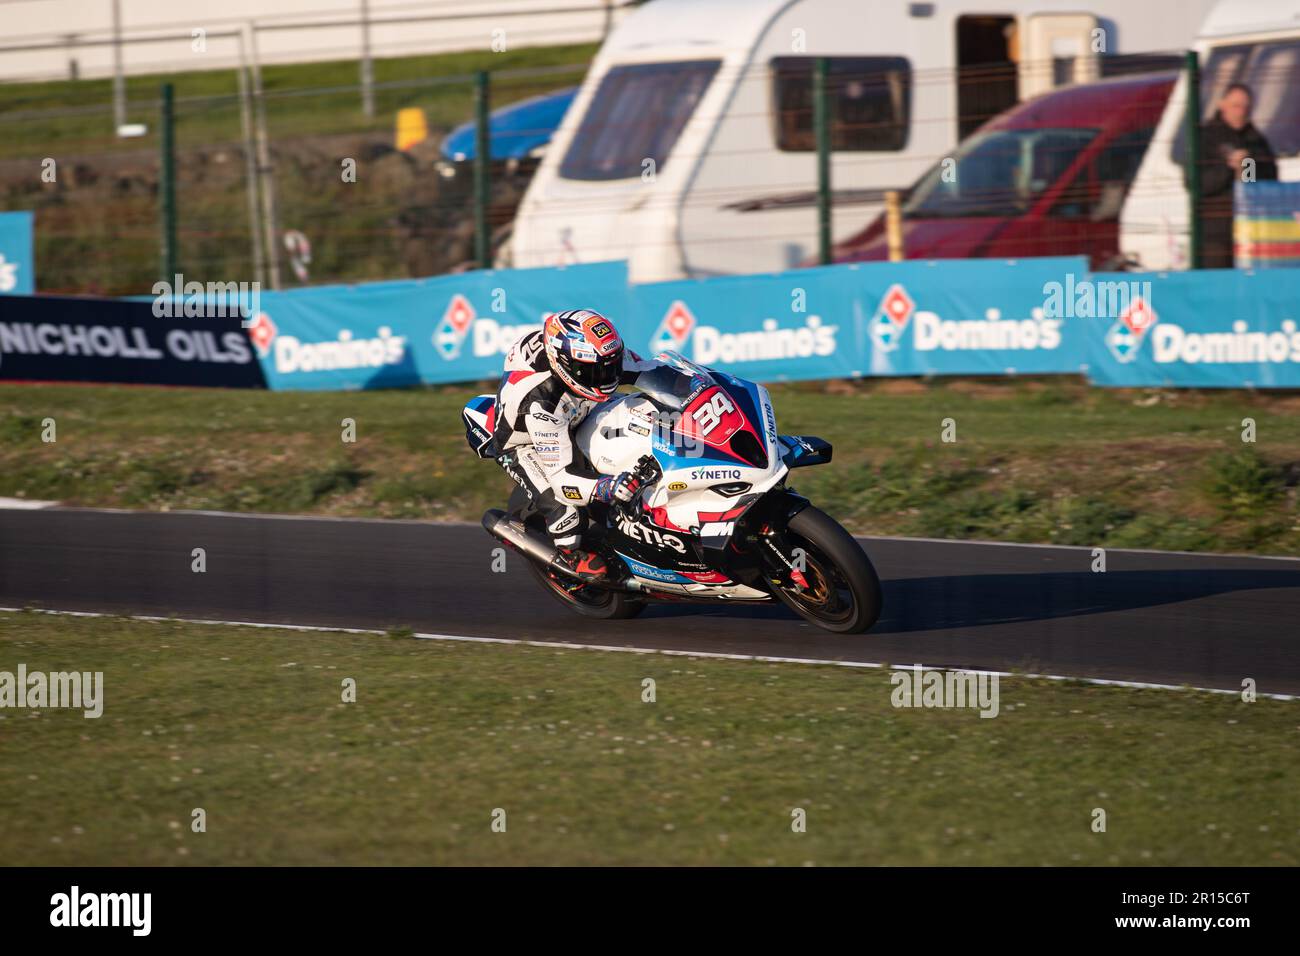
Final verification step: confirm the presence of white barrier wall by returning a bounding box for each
[1,0,623,81]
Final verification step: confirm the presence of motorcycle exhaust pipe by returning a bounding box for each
[482,509,560,565]
[481,509,618,588]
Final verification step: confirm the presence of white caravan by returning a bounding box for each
[508,0,1218,283]
[1119,0,1300,271]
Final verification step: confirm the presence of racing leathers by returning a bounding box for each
[493,329,663,547]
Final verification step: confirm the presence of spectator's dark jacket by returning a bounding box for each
[1190,111,1278,267]
[1195,111,1278,197]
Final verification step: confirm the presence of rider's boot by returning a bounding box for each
[554,547,609,581]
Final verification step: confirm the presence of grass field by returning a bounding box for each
[1,611,1294,866]
[0,43,599,160]
[2,377,1297,555]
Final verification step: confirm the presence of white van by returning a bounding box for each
[508,0,1217,283]
[1119,0,1300,271]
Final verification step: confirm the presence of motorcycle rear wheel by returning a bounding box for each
[525,560,647,620]
[507,486,646,621]
[770,506,882,634]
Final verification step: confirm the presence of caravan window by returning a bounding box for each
[1171,40,1300,161]
[771,57,911,151]
[559,60,721,181]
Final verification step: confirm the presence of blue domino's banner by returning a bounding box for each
[1082,268,1300,389]
[632,257,1089,381]
[0,211,35,295]
[250,261,629,390]
[213,254,1300,391]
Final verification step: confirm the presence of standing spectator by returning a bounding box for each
[1194,83,1278,268]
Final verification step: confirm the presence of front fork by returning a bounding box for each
[718,488,812,593]
[759,526,810,592]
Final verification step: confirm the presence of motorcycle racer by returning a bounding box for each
[493,309,664,580]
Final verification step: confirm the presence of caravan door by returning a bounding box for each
[1020,14,1101,99]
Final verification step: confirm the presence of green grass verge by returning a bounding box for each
[1,611,1294,866]
[2,377,1298,555]
[0,44,599,159]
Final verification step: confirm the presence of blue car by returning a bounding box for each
[440,86,577,163]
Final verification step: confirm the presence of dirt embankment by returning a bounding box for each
[1,131,530,294]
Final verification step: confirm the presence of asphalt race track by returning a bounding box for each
[2,507,1298,694]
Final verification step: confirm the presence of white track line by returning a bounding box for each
[1,605,1294,701]
[0,497,58,510]
[860,532,1300,563]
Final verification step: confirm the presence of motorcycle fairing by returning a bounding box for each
[778,434,832,469]
[462,394,498,459]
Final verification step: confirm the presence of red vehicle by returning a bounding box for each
[824,71,1176,270]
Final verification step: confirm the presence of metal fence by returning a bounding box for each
[0,53,590,294]
[3,28,1298,296]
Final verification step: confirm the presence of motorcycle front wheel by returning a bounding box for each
[769,506,882,634]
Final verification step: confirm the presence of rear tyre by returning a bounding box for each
[771,506,882,634]
[525,560,647,620]
[507,487,646,621]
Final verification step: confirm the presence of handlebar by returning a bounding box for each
[613,454,661,519]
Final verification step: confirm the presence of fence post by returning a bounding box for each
[813,56,831,266]
[360,0,375,118]
[885,190,904,262]
[1184,49,1202,270]
[249,25,283,291]
[159,83,178,282]
[111,0,127,132]
[474,70,492,269]
[236,65,266,290]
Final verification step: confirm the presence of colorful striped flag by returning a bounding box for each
[1234,181,1300,269]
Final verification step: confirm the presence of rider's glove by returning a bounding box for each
[594,471,640,505]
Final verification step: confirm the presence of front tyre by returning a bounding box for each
[773,506,882,634]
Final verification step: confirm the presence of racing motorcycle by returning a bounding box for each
[462,351,881,634]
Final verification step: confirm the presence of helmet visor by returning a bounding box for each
[570,348,623,394]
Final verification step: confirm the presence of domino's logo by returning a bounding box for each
[1105,297,1157,364]
[434,293,476,360]
[650,300,697,355]
[870,284,915,353]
